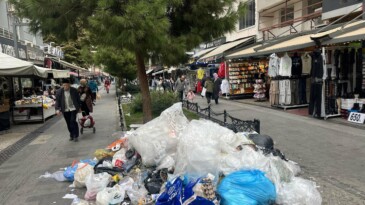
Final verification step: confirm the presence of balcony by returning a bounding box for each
[0,27,14,40]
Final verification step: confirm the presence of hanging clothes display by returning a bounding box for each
[291,52,302,77]
[268,53,280,77]
[301,52,312,75]
[218,62,226,78]
[221,79,230,94]
[253,79,266,100]
[269,80,279,105]
[197,68,205,80]
[279,52,292,77]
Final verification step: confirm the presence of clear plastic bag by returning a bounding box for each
[96,185,125,205]
[71,198,89,205]
[218,170,276,205]
[174,120,234,180]
[276,177,322,205]
[84,172,112,201]
[74,164,94,188]
[129,103,189,166]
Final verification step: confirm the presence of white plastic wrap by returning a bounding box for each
[156,155,175,171]
[112,148,127,168]
[71,198,89,205]
[39,171,67,182]
[129,103,189,166]
[73,164,94,188]
[276,177,322,205]
[96,185,125,205]
[84,172,111,201]
[174,119,234,179]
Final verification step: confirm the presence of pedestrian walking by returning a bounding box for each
[104,78,111,93]
[80,86,93,116]
[175,75,186,101]
[204,77,214,104]
[213,73,222,104]
[55,79,81,142]
[88,78,99,103]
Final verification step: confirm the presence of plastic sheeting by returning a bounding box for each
[129,103,189,166]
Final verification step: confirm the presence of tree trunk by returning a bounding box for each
[135,51,153,122]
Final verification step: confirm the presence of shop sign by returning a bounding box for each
[0,36,27,59]
[347,112,365,124]
[27,46,44,61]
[44,45,64,59]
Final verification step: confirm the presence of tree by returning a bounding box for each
[10,0,244,122]
[93,47,137,81]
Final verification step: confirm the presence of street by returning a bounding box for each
[0,88,364,204]
[0,86,120,205]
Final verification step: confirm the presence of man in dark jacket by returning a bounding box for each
[55,79,81,142]
[213,73,222,104]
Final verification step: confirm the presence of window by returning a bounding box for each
[280,6,294,23]
[308,0,322,14]
[239,0,255,30]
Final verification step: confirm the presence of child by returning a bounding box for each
[187,89,195,102]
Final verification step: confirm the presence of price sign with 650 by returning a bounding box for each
[347,112,365,124]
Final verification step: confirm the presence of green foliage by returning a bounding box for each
[93,47,137,81]
[125,83,140,93]
[131,91,179,116]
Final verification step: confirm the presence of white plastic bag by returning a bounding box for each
[156,155,175,171]
[201,87,206,97]
[84,172,112,201]
[112,148,127,168]
[71,198,89,205]
[96,185,125,205]
[39,171,67,182]
[74,163,94,188]
[129,103,189,166]
[84,118,91,127]
[276,177,322,205]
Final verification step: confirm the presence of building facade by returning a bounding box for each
[0,0,44,64]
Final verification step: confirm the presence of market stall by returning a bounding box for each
[0,52,69,124]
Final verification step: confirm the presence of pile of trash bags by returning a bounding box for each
[42,103,322,205]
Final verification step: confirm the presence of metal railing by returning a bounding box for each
[182,100,260,133]
[0,27,14,40]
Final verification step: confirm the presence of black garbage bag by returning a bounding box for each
[94,157,124,176]
[248,134,274,155]
[144,169,167,194]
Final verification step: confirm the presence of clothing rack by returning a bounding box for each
[272,104,309,111]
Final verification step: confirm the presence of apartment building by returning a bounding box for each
[0,0,44,64]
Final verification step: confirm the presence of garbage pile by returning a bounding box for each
[41,102,322,205]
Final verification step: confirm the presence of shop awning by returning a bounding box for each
[226,44,263,59]
[0,52,35,76]
[49,57,87,72]
[310,20,365,40]
[146,69,154,74]
[193,47,217,58]
[168,67,177,73]
[152,69,168,76]
[199,37,254,61]
[323,26,365,45]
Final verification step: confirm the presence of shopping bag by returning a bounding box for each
[201,87,207,97]
[96,93,101,100]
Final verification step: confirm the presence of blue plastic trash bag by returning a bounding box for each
[218,170,276,205]
[156,177,183,205]
[183,178,215,205]
[63,159,97,182]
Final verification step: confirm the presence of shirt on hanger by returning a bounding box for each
[301,52,312,74]
[197,68,205,80]
[279,53,292,77]
[268,53,280,77]
[291,54,302,76]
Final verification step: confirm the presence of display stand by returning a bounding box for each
[324,114,341,120]
[272,104,309,111]
[12,102,55,123]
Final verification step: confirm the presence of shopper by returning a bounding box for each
[80,86,93,116]
[88,78,98,102]
[104,78,111,94]
[204,77,214,104]
[175,75,186,101]
[55,79,81,142]
[213,73,222,104]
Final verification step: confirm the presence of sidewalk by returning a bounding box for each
[0,85,121,205]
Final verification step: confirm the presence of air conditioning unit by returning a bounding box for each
[313,17,329,28]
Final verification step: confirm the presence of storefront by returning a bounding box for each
[226,20,365,123]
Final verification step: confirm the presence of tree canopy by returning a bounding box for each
[10,0,245,122]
